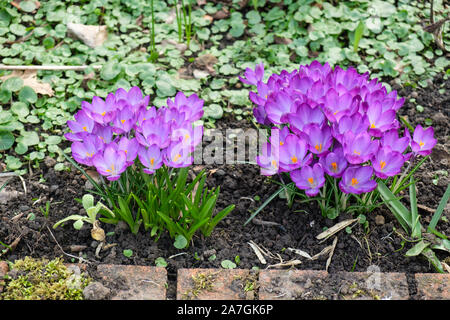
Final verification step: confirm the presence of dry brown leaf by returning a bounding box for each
[267,259,301,269]
[67,23,108,48]
[316,218,359,241]
[442,262,450,274]
[194,54,218,75]
[91,220,105,242]
[248,241,267,264]
[0,70,54,96]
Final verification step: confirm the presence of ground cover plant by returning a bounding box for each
[241,60,450,271]
[56,85,234,246]
[0,0,449,299]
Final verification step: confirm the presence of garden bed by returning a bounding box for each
[0,0,449,300]
[1,71,448,299]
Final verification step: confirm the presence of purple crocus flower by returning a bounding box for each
[300,60,332,82]
[366,101,397,137]
[82,94,116,125]
[253,104,271,126]
[71,135,104,166]
[343,131,379,164]
[322,88,355,123]
[135,117,170,149]
[171,124,203,152]
[92,124,114,144]
[380,128,411,159]
[410,124,437,156]
[339,166,377,194]
[136,106,157,127]
[112,105,136,134]
[65,109,96,142]
[372,147,405,179]
[332,113,369,144]
[167,92,204,122]
[269,126,291,148]
[117,137,139,166]
[290,163,325,196]
[278,134,312,172]
[239,62,264,86]
[92,145,128,181]
[319,146,348,178]
[138,144,163,174]
[304,123,333,156]
[249,81,269,106]
[256,142,280,176]
[265,91,297,125]
[159,108,187,130]
[163,141,193,168]
[287,102,325,135]
[115,86,150,114]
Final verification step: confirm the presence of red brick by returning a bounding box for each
[97,264,167,300]
[177,268,258,300]
[259,269,328,300]
[0,260,8,293]
[415,273,450,300]
[259,269,409,300]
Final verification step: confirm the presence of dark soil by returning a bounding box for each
[1,73,449,300]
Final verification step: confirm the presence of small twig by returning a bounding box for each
[46,226,91,264]
[0,172,26,194]
[0,64,102,71]
[141,279,160,286]
[0,172,19,178]
[251,218,280,227]
[168,252,187,259]
[417,203,436,214]
[325,237,338,272]
[430,0,434,24]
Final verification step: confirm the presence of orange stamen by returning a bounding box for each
[331,162,337,172]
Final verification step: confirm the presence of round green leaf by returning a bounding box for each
[0,110,14,124]
[19,86,37,103]
[155,257,168,267]
[11,102,29,118]
[73,219,84,230]
[0,131,14,151]
[54,163,65,171]
[205,104,223,120]
[9,23,27,36]
[43,37,55,49]
[173,234,188,249]
[155,80,175,97]
[5,155,22,170]
[45,135,62,145]
[20,1,37,13]
[0,89,11,103]
[14,142,28,155]
[1,77,24,92]
[17,130,39,146]
[100,61,122,80]
[221,259,237,269]
[123,249,133,257]
[0,9,11,27]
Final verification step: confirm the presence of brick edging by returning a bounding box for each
[0,261,448,300]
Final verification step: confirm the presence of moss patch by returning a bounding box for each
[1,256,91,300]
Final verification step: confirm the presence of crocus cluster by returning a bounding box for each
[240,61,437,196]
[65,87,204,181]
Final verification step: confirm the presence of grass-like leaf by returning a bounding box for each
[377,181,411,233]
